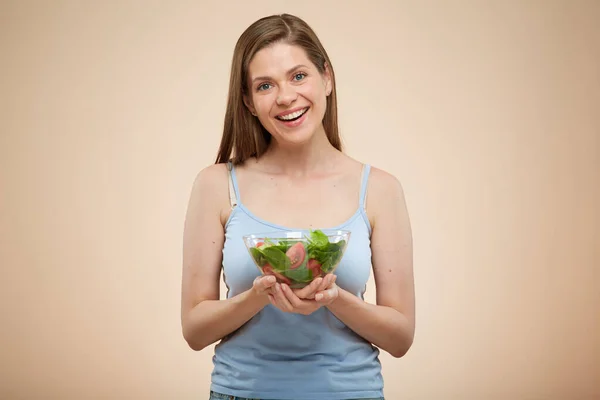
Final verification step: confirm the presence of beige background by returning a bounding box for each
[1,0,599,399]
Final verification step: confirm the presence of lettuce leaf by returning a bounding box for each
[306,230,346,273]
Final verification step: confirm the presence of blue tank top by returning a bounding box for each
[210,162,384,400]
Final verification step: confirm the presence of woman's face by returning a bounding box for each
[244,42,332,146]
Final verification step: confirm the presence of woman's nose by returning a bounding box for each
[276,84,297,106]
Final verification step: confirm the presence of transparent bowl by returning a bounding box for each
[243,229,351,289]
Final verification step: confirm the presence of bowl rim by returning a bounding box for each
[242,229,351,240]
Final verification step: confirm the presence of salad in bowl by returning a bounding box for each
[243,229,350,289]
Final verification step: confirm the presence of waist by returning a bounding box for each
[210,306,383,399]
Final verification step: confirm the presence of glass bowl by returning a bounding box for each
[242,229,351,289]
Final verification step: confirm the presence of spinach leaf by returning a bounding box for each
[281,262,312,282]
[273,243,292,254]
[321,250,343,273]
[260,246,291,271]
[310,249,337,273]
[307,230,329,248]
[307,237,346,273]
[277,239,301,250]
[250,247,267,266]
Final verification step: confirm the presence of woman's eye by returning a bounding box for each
[293,73,306,81]
[257,83,271,91]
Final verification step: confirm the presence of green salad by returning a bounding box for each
[249,230,347,286]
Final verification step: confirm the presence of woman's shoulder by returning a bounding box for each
[341,153,401,191]
[363,163,407,216]
[192,162,230,188]
[187,162,232,220]
[367,164,403,191]
[339,155,405,199]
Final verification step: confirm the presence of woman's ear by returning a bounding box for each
[323,61,333,96]
[243,95,257,116]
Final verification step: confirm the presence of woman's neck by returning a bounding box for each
[259,129,342,177]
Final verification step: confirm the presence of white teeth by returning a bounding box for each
[277,107,308,121]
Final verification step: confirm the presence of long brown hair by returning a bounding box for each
[215,14,341,165]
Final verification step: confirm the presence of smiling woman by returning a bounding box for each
[243,44,331,141]
[180,13,415,400]
[214,14,341,165]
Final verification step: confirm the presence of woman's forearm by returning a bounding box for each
[326,288,414,358]
[182,289,269,351]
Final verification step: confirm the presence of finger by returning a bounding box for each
[312,274,332,296]
[301,275,335,300]
[280,283,305,308]
[321,274,336,291]
[268,293,279,308]
[298,277,323,298]
[294,277,323,299]
[315,286,338,303]
[307,276,328,299]
[254,275,276,293]
[273,283,294,312]
[260,274,277,289]
[268,289,282,309]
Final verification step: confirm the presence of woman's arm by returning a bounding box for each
[183,287,271,351]
[180,165,275,351]
[326,168,415,358]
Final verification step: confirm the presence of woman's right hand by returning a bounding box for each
[252,274,278,297]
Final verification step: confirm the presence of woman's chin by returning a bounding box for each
[269,122,314,144]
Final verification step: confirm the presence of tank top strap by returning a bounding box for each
[359,163,371,210]
[226,161,240,208]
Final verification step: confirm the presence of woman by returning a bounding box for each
[181,13,415,400]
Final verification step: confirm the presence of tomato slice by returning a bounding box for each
[307,259,322,279]
[285,242,306,269]
[263,265,292,285]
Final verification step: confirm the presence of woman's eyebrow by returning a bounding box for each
[251,64,309,83]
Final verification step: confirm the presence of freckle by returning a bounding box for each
[212,241,216,244]
[388,269,392,272]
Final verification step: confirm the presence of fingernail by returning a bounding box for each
[315,293,323,301]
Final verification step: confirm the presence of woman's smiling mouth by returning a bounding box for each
[275,107,310,122]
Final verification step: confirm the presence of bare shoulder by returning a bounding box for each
[187,163,231,225]
[366,165,408,221]
[368,166,404,193]
[191,163,229,192]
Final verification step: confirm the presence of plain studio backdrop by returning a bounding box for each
[1,1,598,399]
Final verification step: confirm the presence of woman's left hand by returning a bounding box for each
[268,274,339,315]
